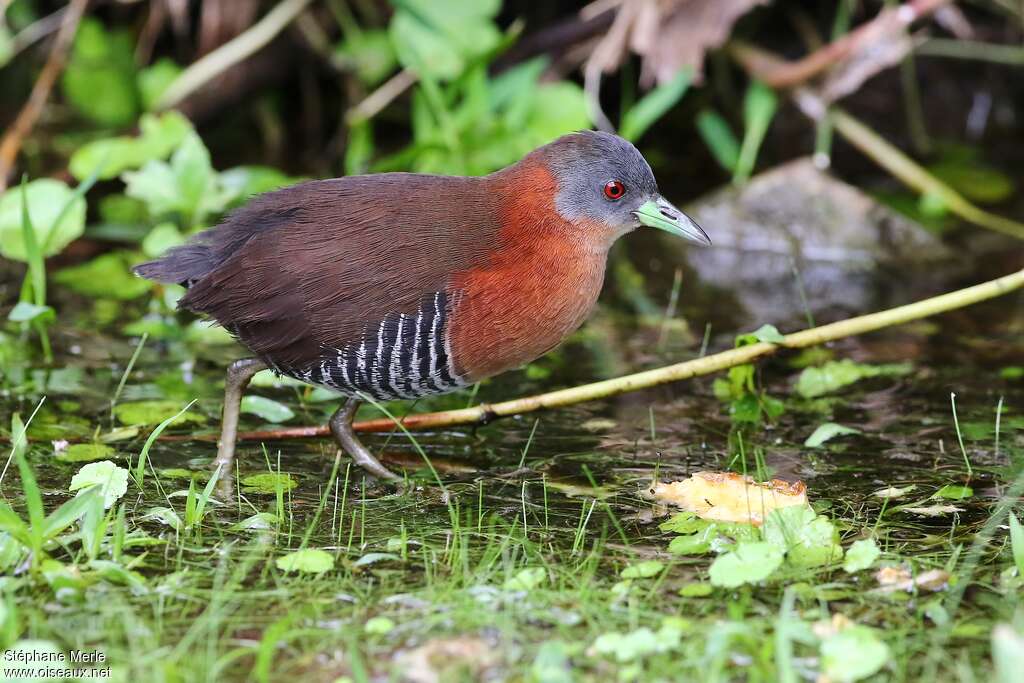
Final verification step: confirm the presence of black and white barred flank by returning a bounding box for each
[280,291,468,400]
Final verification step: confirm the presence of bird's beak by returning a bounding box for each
[633,196,711,246]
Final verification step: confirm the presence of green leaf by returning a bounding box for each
[7,302,55,324]
[734,81,778,184]
[763,505,843,568]
[1009,513,1024,577]
[934,484,973,500]
[123,132,236,226]
[364,616,395,635]
[334,30,397,86]
[61,18,139,126]
[42,487,101,540]
[993,624,1024,683]
[696,109,740,173]
[57,443,115,463]
[241,472,298,493]
[240,396,295,423]
[0,179,86,261]
[54,251,152,300]
[69,111,193,181]
[138,58,183,111]
[751,324,785,343]
[219,166,302,202]
[0,23,13,68]
[69,461,129,508]
[389,0,501,80]
[843,538,881,573]
[620,560,665,579]
[619,71,691,142]
[709,542,783,587]
[114,400,206,427]
[805,423,861,448]
[504,566,546,591]
[142,222,185,258]
[592,620,684,663]
[796,360,913,399]
[276,548,335,574]
[820,625,891,682]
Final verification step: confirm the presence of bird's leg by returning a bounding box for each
[330,397,403,482]
[214,358,267,473]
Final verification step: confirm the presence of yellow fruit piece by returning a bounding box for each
[649,471,807,526]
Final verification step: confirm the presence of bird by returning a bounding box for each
[134,130,711,483]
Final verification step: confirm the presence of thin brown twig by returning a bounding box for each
[0,0,88,192]
[162,266,1024,444]
[728,0,951,89]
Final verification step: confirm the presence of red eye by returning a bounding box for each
[603,180,626,200]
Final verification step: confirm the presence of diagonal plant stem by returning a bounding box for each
[155,0,315,110]
[197,266,1024,441]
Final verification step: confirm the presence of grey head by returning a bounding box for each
[536,130,710,245]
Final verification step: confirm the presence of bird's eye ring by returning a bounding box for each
[603,180,626,201]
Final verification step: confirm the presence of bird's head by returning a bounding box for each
[535,130,711,246]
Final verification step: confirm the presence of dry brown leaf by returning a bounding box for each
[585,0,769,85]
[874,566,950,593]
[649,471,807,526]
[396,637,497,683]
[902,504,964,517]
[820,7,916,103]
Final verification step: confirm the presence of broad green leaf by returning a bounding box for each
[524,82,590,147]
[504,566,546,591]
[389,0,501,80]
[364,616,395,635]
[805,423,861,448]
[993,624,1024,683]
[934,484,973,500]
[763,505,843,568]
[751,324,785,343]
[138,58,182,110]
[621,560,664,579]
[142,222,185,258]
[114,400,206,427]
[0,179,86,261]
[709,542,783,587]
[0,503,30,545]
[620,71,691,142]
[61,18,139,126]
[843,538,881,573]
[123,132,236,225]
[592,620,684,663]
[54,251,151,300]
[820,625,891,682]
[219,166,302,202]
[70,111,193,180]
[334,30,397,86]
[241,472,297,493]
[7,302,55,324]
[796,360,913,399]
[69,461,129,508]
[240,396,295,423]
[276,548,334,574]
[57,443,115,463]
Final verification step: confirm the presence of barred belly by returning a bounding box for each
[279,292,468,401]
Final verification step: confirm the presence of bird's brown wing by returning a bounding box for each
[167,174,501,367]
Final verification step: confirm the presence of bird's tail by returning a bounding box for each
[133,240,215,288]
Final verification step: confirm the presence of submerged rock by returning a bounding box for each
[680,158,955,326]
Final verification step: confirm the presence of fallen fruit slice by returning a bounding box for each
[650,471,807,526]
